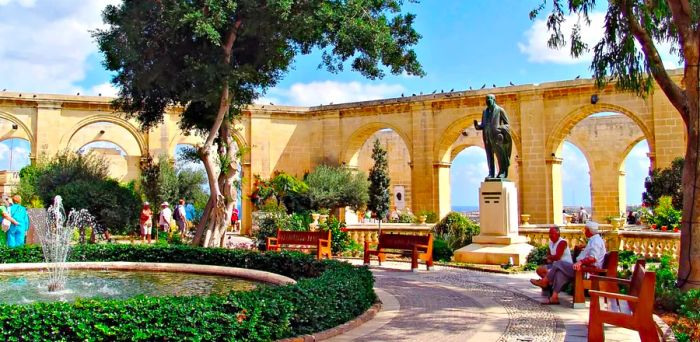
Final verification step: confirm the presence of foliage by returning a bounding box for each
[432,212,480,250]
[649,196,682,229]
[643,158,684,210]
[306,165,369,211]
[157,154,179,205]
[416,210,439,224]
[0,244,375,341]
[367,139,391,222]
[176,167,209,210]
[15,164,42,206]
[652,255,683,312]
[96,0,424,243]
[289,211,313,231]
[397,211,416,223]
[253,207,292,245]
[18,151,140,234]
[432,238,453,262]
[319,216,351,254]
[252,172,310,213]
[524,245,549,271]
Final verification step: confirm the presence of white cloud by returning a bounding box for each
[0,144,9,161]
[266,81,404,106]
[519,12,605,64]
[0,0,119,94]
[89,82,118,97]
[519,12,683,69]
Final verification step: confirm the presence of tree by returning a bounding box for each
[531,0,699,288]
[95,0,423,247]
[367,139,390,232]
[176,168,209,212]
[306,165,369,211]
[643,157,684,209]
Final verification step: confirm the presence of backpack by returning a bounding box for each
[173,205,182,222]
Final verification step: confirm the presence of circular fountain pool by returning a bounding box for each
[0,262,295,305]
[0,269,259,304]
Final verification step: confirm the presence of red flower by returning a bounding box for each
[340,228,348,232]
[661,226,668,231]
[674,227,680,233]
[651,224,657,229]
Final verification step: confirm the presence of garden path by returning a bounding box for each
[329,260,645,342]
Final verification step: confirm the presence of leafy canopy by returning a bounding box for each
[306,165,369,211]
[95,0,424,132]
[643,157,684,210]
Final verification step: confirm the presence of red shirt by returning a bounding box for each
[231,208,239,221]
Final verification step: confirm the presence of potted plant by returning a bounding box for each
[418,215,427,224]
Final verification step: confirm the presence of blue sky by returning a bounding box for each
[0,0,679,206]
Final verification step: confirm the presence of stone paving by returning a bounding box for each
[329,260,643,342]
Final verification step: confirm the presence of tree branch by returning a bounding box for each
[621,0,688,121]
[668,0,693,47]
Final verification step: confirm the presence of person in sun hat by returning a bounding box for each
[530,221,606,305]
[158,202,172,235]
[140,202,153,244]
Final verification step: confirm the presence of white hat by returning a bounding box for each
[585,221,599,234]
[161,202,169,207]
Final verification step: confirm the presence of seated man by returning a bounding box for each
[534,226,572,281]
[531,221,606,305]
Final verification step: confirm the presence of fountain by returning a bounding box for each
[28,196,94,292]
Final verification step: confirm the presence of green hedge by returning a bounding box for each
[0,245,376,341]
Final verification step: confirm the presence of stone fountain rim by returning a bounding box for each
[0,262,296,286]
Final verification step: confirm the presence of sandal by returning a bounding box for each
[540,297,560,305]
[530,279,547,288]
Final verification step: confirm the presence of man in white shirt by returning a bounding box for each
[531,221,607,305]
[159,202,173,233]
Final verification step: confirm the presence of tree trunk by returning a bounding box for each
[678,63,700,290]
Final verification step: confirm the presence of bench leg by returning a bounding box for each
[638,321,660,342]
[587,298,604,342]
[573,270,586,308]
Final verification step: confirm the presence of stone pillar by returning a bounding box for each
[409,103,435,214]
[590,162,623,222]
[651,90,686,168]
[34,101,63,160]
[433,162,451,218]
[518,92,549,223]
[240,161,253,235]
[618,170,627,216]
[546,156,564,225]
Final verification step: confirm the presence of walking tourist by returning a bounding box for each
[174,199,187,238]
[140,202,153,243]
[533,226,573,281]
[6,195,29,248]
[185,200,195,222]
[530,221,606,305]
[231,207,239,231]
[159,202,172,234]
[578,206,589,223]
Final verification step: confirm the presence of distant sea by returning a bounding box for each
[452,205,479,213]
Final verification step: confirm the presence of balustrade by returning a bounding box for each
[344,223,432,246]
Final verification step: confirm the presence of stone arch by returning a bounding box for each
[0,110,34,144]
[546,103,654,158]
[619,136,649,171]
[61,115,147,156]
[435,114,522,164]
[342,122,412,166]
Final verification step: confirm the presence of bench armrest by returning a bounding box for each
[589,275,632,285]
[318,239,330,246]
[267,237,278,246]
[589,290,639,303]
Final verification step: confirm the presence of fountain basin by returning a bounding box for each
[0,262,295,304]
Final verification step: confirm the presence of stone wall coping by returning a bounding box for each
[345,224,434,231]
[0,262,296,286]
[519,226,680,238]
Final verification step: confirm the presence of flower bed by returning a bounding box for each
[0,245,376,341]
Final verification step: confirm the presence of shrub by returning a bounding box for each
[432,238,453,262]
[432,212,480,250]
[0,244,376,341]
[524,245,548,271]
[319,216,351,254]
[650,196,682,228]
[253,208,292,246]
[643,157,683,210]
[306,165,369,212]
[416,210,438,223]
[397,211,416,223]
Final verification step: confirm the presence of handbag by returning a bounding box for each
[1,218,9,232]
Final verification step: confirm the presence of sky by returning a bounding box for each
[0,0,681,207]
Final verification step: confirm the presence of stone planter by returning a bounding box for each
[520,214,531,226]
[611,218,624,231]
[418,215,427,224]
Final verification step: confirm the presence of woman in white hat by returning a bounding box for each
[158,202,172,235]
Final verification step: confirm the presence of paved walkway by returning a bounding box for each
[330,260,642,342]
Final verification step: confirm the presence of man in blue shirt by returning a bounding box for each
[185,200,196,221]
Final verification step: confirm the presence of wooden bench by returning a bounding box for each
[588,259,658,342]
[266,229,332,259]
[572,250,619,308]
[363,233,433,271]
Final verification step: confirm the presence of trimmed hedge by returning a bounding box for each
[0,245,376,341]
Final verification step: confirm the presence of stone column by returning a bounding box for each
[545,156,564,225]
[34,101,63,161]
[433,162,451,218]
[517,92,550,223]
[408,103,435,214]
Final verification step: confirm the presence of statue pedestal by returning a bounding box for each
[454,180,533,266]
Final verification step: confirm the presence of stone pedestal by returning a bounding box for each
[454,180,533,266]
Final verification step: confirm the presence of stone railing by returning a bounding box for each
[344,223,433,246]
[519,225,681,260]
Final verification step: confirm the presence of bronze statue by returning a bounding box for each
[473,94,512,179]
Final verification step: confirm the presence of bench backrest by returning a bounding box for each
[277,230,331,245]
[378,233,432,251]
[601,251,619,277]
[628,259,656,317]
